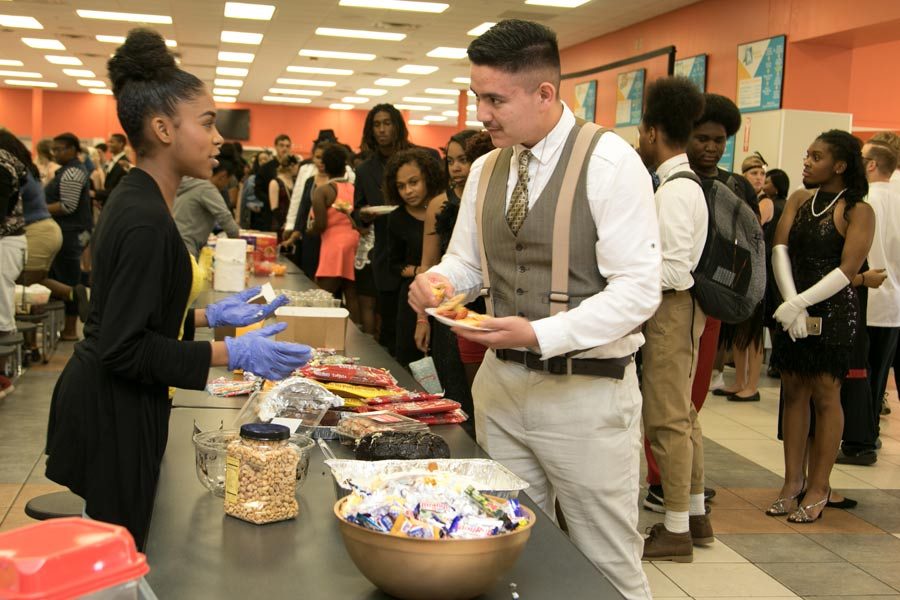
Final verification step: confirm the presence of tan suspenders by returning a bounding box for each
[475,122,609,317]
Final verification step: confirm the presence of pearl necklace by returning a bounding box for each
[810,187,847,218]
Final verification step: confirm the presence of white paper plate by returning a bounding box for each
[360,205,398,216]
[425,307,495,331]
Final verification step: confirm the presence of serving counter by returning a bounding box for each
[145,263,626,599]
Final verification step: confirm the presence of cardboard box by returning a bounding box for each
[274,306,349,351]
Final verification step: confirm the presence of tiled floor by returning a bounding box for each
[1,341,899,599]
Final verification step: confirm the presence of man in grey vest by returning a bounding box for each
[409,19,660,600]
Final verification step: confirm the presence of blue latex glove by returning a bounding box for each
[206,286,289,328]
[225,322,313,381]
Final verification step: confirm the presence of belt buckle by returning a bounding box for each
[547,358,568,375]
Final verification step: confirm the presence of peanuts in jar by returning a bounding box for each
[225,423,299,524]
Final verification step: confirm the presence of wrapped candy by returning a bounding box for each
[300,364,398,388]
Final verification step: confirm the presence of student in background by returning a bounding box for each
[173,159,241,258]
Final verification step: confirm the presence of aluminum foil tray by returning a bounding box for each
[325,458,529,499]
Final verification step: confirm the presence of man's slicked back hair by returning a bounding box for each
[467,19,560,83]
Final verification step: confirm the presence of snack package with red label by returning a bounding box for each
[355,398,461,416]
[253,234,279,265]
[300,364,398,388]
[364,391,444,406]
[414,409,469,425]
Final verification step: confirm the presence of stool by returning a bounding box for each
[14,321,38,366]
[0,332,24,379]
[43,300,66,351]
[17,312,52,363]
[24,491,85,520]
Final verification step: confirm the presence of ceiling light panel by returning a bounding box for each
[394,103,430,111]
[0,59,24,67]
[342,96,368,103]
[90,88,113,95]
[402,96,454,104]
[467,22,495,36]
[0,15,43,29]
[75,10,172,24]
[263,95,311,104]
[216,66,249,76]
[214,78,243,87]
[356,88,387,96]
[442,110,458,117]
[424,115,447,121]
[275,77,335,87]
[398,64,437,74]
[4,79,56,87]
[95,34,176,47]
[214,96,237,103]
[0,70,41,78]
[63,69,95,77]
[23,38,65,50]
[374,77,409,86]
[424,87,461,95]
[315,27,405,41]
[212,88,240,96]
[329,103,354,110]
[221,31,264,45]
[408,119,428,125]
[338,0,448,13]
[286,65,353,76]
[224,2,276,20]
[426,47,467,59]
[452,77,470,84]
[299,49,375,61]
[525,0,591,6]
[268,88,323,96]
[218,51,255,63]
[45,56,82,65]
[77,79,105,87]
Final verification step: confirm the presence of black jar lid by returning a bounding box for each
[240,423,290,441]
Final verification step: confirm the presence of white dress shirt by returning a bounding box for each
[432,103,662,360]
[655,154,707,291]
[106,152,126,173]
[284,163,355,232]
[866,181,900,327]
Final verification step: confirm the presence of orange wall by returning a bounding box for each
[559,0,900,132]
[0,88,458,156]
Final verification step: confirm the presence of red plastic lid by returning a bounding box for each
[0,517,149,600]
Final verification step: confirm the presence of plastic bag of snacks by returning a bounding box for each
[354,398,461,416]
[339,471,530,539]
[363,391,444,406]
[300,364,397,388]
[225,424,299,524]
[233,377,343,434]
[413,409,470,426]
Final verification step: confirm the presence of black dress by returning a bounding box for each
[293,177,321,280]
[770,192,857,380]
[388,205,425,368]
[763,196,787,328]
[45,169,211,550]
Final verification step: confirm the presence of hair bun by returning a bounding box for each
[108,28,176,96]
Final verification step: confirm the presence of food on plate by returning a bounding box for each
[434,293,490,328]
[354,431,451,461]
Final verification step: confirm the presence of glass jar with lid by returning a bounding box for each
[224,423,299,524]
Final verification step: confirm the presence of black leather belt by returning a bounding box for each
[494,349,632,380]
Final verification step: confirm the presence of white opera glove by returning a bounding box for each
[787,310,808,342]
[772,245,798,300]
[773,268,850,329]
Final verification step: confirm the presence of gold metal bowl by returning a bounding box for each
[334,496,535,600]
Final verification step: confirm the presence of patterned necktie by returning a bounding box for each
[650,170,661,192]
[506,149,532,234]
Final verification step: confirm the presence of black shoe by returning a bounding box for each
[835,449,877,466]
[73,284,90,323]
[712,388,736,397]
[826,496,858,509]
[728,391,760,402]
[643,485,715,513]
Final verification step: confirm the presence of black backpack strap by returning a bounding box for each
[660,170,702,188]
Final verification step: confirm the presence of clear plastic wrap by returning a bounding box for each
[335,411,429,445]
[232,377,343,435]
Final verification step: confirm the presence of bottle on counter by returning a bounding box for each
[224,423,299,525]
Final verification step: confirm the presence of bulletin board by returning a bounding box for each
[615,69,645,127]
[573,80,597,122]
[674,54,707,92]
[736,35,786,113]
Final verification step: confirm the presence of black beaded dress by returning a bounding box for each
[770,191,858,380]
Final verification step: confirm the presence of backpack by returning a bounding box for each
[665,171,765,323]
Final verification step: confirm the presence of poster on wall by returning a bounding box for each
[615,69,645,127]
[736,34,786,113]
[674,54,707,92]
[718,136,736,171]
[573,80,597,122]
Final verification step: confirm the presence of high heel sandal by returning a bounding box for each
[766,481,806,517]
[787,489,829,523]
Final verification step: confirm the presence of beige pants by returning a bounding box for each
[641,290,707,512]
[473,351,651,600]
[24,218,63,273]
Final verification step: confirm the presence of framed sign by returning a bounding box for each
[573,80,597,122]
[674,54,707,92]
[736,34,785,113]
[615,69,645,127]
[718,135,736,171]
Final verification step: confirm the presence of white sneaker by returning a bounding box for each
[709,370,725,391]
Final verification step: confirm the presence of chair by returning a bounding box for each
[16,313,52,363]
[0,332,24,380]
[24,491,85,520]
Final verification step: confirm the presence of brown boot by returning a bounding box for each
[642,523,693,562]
[689,514,714,545]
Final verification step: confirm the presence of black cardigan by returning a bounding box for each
[46,168,211,550]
